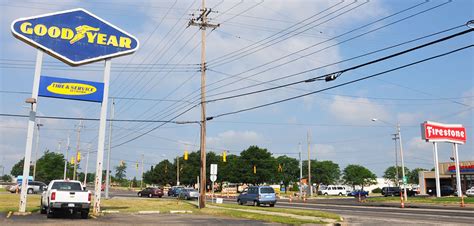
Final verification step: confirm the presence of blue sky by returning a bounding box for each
[0,0,473,179]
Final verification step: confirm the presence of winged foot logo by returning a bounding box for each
[19,22,132,48]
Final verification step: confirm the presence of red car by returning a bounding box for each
[138,187,163,198]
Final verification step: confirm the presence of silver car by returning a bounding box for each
[466,187,474,197]
[178,188,199,200]
[8,181,47,194]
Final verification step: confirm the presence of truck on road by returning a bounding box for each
[40,180,91,219]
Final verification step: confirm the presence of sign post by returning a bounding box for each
[210,164,217,203]
[421,121,467,206]
[11,8,139,214]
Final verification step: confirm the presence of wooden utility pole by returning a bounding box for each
[189,0,219,209]
[307,130,312,196]
[140,153,144,190]
[73,120,84,180]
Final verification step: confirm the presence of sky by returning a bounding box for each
[0,0,473,180]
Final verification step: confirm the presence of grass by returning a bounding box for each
[100,197,197,213]
[368,196,474,204]
[211,203,341,220]
[0,193,41,213]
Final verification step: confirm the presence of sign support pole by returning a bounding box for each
[433,142,441,197]
[453,143,462,198]
[93,59,112,215]
[19,50,43,212]
[105,99,114,199]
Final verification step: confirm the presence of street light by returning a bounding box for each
[372,118,408,202]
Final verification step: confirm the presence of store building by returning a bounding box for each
[418,160,474,195]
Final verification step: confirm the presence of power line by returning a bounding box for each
[207,45,473,120]
[206,28,474,103]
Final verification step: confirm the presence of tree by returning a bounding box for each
[239,146,277,185]
[10,158,33,177]
[35,151,69,183]
[275,155,299,192]
[342,164,377,189]
[408,168,427,184]
[312,160,340,193]
[143,159,176,186]
[1,174,12,182]
[115,162,127,181]
[383,166,408,186]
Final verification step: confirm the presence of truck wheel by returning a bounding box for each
[40,200,46,214]
[338,193,342,196]
[269,203,275,207]
[81,210,89,219]
[237,199,243,205]
[27,188,34,194]
[46,207,54,218]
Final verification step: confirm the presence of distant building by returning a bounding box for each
[418,160,474,195]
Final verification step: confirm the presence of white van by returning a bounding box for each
[319,185,348,196]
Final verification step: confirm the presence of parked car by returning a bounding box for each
[318,185,348,196]
[466,187,474,197]
[348,190,369,197]
[40,180,91,219]
[382,187,417,197]
[9,181,47,194]
[138,187,164,198]
[427,185,455,196]
[168,186,184,197]
[237,186,276,207]
[178,188,199,200]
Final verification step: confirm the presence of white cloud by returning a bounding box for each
[327,95,390,123]
[406,136,431,157]
[397,112,423,125]
[207,130,265,152]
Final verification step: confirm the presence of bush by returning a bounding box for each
[291,182,299,192]
[372,187,382,193]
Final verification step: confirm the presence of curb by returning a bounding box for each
[138,211,161,214]
[102,210,120,214]
[169,210,193,214]
[12,212,32,216]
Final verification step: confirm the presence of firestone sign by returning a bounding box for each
[421,121,466,144]
[11,8,139,65]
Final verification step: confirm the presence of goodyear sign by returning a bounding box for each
[39,76,104,102]
[11,8,139,65]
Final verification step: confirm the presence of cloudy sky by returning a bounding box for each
[0,0,473,179]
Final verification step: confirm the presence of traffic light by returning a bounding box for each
[76,151,81,162]
[278,164,283,172]
[184,150,188,160]
[253,165,256,174]
[222,151,227,162]
[70,157,75,165]
[120,160,124,166]
[136,163,139,170]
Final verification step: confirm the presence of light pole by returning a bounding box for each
[372,118,408,202]
[33,121,43,179]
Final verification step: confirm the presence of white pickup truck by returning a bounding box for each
[40,180,91,219]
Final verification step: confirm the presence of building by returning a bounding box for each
[418,160,474,195]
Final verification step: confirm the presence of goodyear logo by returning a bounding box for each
[47,82,97,96]
[11,8,139,65]
[18,22,132,48]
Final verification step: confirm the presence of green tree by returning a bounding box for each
[342,164,377,189]
[10,158,33,177]
[143,159,176,186]
[239,146,277,185]
[408,168,427,184]
[115,162,127,181]
[312,160,341,193]
[35,151,69,183]
[1,174,12,182]
[383,166,408,186]
[275,155,299,192]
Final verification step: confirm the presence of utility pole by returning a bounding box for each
[397,124,408,201]
[140,153,144,190]
[105,99,114,199]
[63,134,70,180]
[83,144,91,186]
[189,0,219,209]
[73,120,84,180]
[298,143,302,198]
[32,121,43,179]
[392,134,399,186]
[176,156,180,186]
[307,130,312,196]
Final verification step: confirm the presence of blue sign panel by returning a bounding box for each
[11,8,139,65]
[39,76,104,102]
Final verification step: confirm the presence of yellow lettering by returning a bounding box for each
[47,26,61,38]
[119,37,132,48]
[106,35,118,47]
[20,22,33,34]
[86,32,98,43]
[97,33,106,45]
[33,24,47,36]
[61,28,74,40]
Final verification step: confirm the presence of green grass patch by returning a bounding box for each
[0,193,41,213]
[211,203,340,220]
[200,207,322,225]
[101,197,197,213]
[368,196,474,204]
